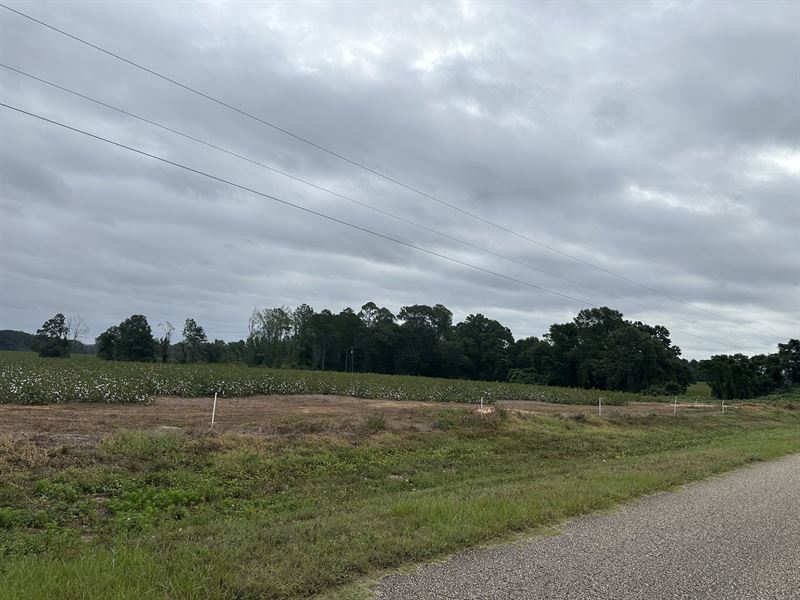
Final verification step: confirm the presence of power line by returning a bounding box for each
[0,101,749,352]
[0,62,755,345]
[0,2,782,341]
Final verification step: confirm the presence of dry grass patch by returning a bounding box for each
[0,434,49,475]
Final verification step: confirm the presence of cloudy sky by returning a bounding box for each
[0,0,798,359]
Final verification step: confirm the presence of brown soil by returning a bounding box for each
[0,395,726,439]
[0,395,445,437]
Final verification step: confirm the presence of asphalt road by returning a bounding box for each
[377,454,800,599]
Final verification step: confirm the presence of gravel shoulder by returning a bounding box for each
[377,453,800,600]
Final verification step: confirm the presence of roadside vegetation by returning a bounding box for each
[756,386,800,410]
[1,406,798,599]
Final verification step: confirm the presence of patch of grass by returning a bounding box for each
[98,431,192,471]
[686,382,713,399]
[434,407,507,431]
[313,580,376,600]
[0,435,49,475]
[1,408,799,599]
[0,545,223,600]
[0,507,48,529]
[361,414,387,434]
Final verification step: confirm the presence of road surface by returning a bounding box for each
[377,454,800,599]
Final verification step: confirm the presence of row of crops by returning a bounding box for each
[0,352,634,406]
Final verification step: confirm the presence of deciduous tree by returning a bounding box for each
[33,313,71,358]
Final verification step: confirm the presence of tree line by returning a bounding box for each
[94,316,244,364]
[90,303,696,394]
[14,314,93,357]
[24,305,797,399]
[241,303,698,394]
[699,340,800,399]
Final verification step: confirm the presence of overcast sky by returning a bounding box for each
[1,0,798,359]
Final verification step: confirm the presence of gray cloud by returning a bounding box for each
[1,0,798,359]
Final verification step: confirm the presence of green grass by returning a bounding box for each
[2,407,799,599]
[685,382,713,399]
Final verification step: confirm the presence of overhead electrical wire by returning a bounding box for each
[0,3,782,342]
[0,62,757,345]
[0,101,752,351]
[0,3,780,336]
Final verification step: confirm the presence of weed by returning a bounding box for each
[361,414,387,434]
[99,430,190,470]
[0,435,48,474]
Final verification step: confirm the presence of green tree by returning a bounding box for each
[750,353,784,395]
[395,305,447,376]
[357,303,397,373]
[309,309,336,370]
[181,318,208,363]
[33,313,71,358]
[115,315,156,362]
[540,308,687,392]
[204,339,227,363]
[224,340,247,363]
[248,307,293,367]
[95,326,119,360]
[544,322,579,387]
[778,339,800,384]
[455,314,514,381]
[508,336,551,384]
[700,354,757,399]
[700,340,798,400]
[291,304,316,367]
[334,308,363,371]
[358,302,395,328]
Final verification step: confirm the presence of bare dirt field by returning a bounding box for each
[0,395,728,441]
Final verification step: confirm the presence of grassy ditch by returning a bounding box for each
[1,407,799,599]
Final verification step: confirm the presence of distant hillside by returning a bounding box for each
[0,330,35,351]
[0,330,95,354]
